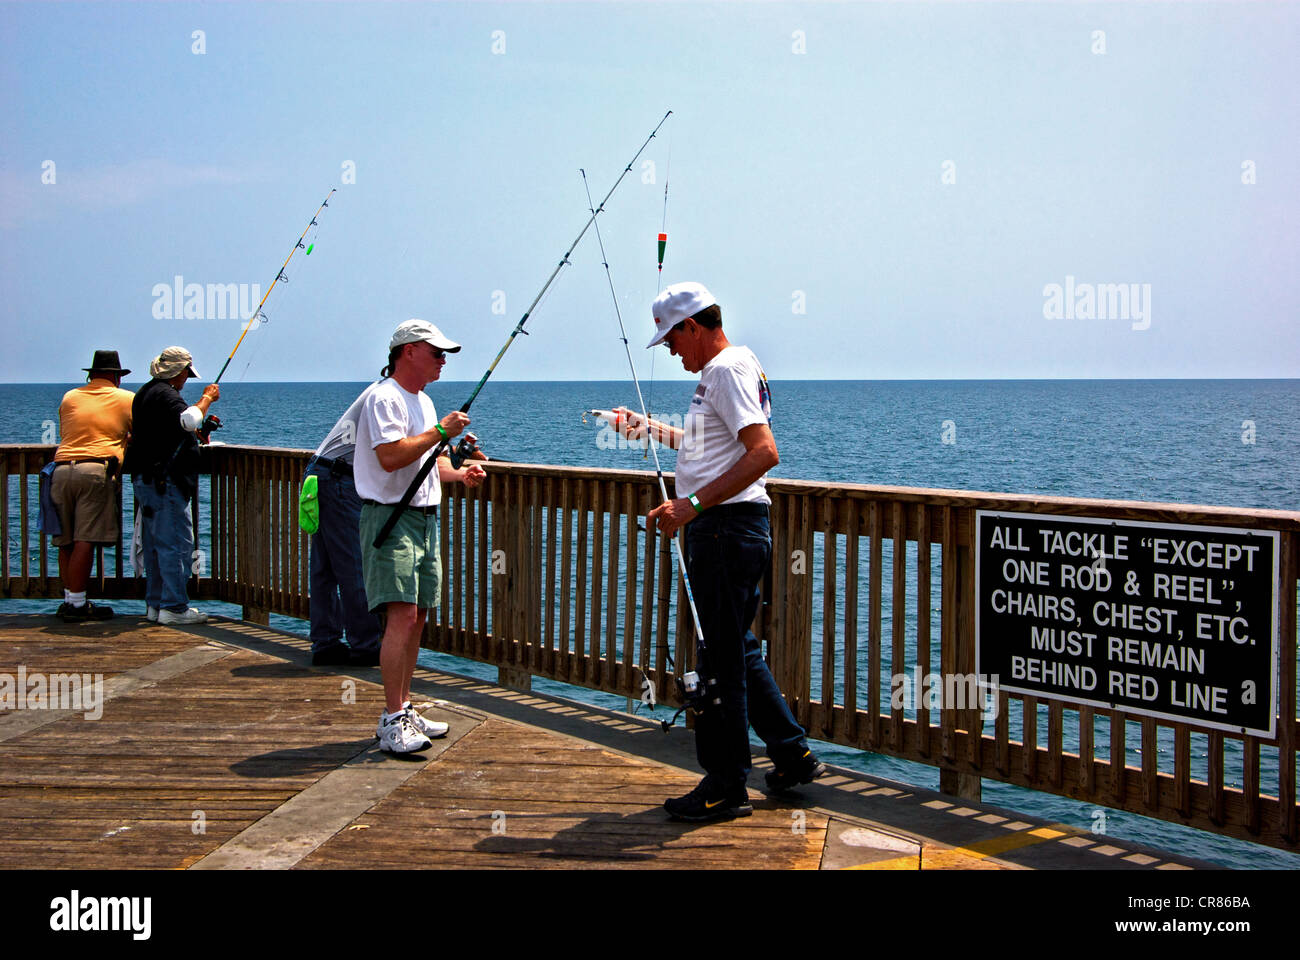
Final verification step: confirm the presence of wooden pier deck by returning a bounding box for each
[0,613,1213,871]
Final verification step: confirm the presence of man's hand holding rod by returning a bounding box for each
[375,412,470,473]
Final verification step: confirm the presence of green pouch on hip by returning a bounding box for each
[298,474,320,534]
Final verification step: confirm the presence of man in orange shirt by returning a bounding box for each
[51,350,134,622]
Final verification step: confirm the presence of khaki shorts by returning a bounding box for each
[358,502,441,612]
[50,461,120,547]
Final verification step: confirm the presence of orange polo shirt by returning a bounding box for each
[55,379,134,462]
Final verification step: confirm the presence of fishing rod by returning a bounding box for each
[372,110,674,550]
[579,170,708,734]
[644,127,670,459]
[212,188,336,386]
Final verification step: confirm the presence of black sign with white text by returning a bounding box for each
[975,511,1278,737]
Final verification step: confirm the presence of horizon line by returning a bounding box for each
[2,376,1299,386]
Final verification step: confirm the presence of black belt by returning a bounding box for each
[308,455,354,479]
[362,498,438,517]
[702,501,769,518]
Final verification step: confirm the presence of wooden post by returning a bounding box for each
[499,665,532,691]
[490,471,507,663]
[820,498,837,739]
[940,770,983,802]
[843,499,860,743]
[19,452,29,587]
[867,500,883,749]
[545,476,558,676]
[791,493,815,726]
[477,478,489,662]
[1275,531,1296,842]
[237,456,268,614]
[890,501,906,753]
[916,503,930,758]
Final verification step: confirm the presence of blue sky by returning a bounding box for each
[1,1,1297,383]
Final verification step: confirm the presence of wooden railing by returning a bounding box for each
[4,443,1297,851]
[0,446,202,601]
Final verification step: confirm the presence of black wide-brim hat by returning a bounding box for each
[83,349,131,377]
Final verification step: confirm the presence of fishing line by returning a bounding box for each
[659,128,671,290]
[645,122,671,454]
[213,188,336,386]
[579,167,704,722]
[237,212,317,382]
[372,111,674,550]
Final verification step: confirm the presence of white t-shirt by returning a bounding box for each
[314,381,381,462]
[352,379,442,508]
[674,345,773,507]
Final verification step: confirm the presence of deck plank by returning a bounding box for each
[297,720,829,870]
[0,629,381,869]
[0,615,1214,871]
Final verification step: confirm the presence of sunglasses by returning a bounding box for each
[658,320,690,347]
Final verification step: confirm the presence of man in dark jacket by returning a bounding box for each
[123,346,218,625]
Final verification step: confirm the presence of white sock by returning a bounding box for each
[66,590,86,607]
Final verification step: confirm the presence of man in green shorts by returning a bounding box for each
[354,320,486,753]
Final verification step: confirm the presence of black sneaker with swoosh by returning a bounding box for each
[764,750,826,794]
[664,777,753,822]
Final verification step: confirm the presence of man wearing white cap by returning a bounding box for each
[123,346,219,625]
[355,320,485,754]
[609,282,824,820]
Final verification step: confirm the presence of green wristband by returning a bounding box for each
[435,423,448,440]
[687,493,703,514]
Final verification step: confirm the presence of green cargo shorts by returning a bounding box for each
[359,502,441,612]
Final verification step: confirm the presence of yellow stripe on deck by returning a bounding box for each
[848,824,1079,870]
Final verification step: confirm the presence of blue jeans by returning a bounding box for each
[684,506,809,789]
[306,462,382,654]
[132,476,194,613]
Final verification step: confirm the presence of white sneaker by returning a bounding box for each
[159,607,208,625]
[146,607,159,622]
[403,701,449,739]
[377,712,432,754]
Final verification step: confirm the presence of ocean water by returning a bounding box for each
[3,378,1298,868]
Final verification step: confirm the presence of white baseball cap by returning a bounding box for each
[390,319,461,353]
[647,282,716,348]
